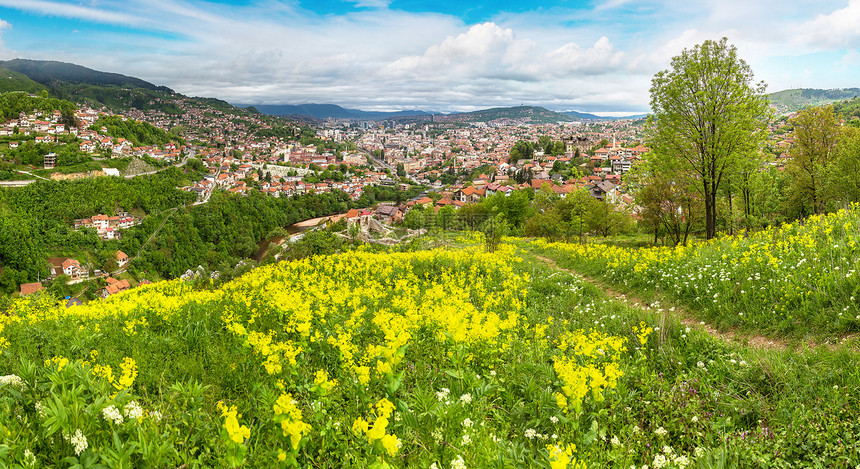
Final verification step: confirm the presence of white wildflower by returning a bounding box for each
[694,447,705,458]
[432,429,443,443]
[23,449,36,466]
[34,401,46,418]
[662,445,673,455]
[149,410,162,422]
[550,416,559,424]
[0,374,25,390]
[691,415,699,423]
[524,428,537,439]
[632,425,640,433]
[459,394,472,405]
[611,435,621,447]
[490,370,496,377]
[461,434,472,445]
[652,453,668,469]
[673,455,690,468]
[462,418,474,428]
[123,401,143,420]
[69,428,88,455]
[436,388,450,402]
[654,426,667,436]
[101,405,124,425]
[451,455,466,469]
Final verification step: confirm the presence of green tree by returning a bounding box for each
[785,105,841,215]
[481,214,509,253]
[646,37,768,239]
[509,140,534,164]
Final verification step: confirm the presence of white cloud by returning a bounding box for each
[383,23,526,78]
[537,36,623,76]
[0,0,138,25]
[794,0,860,48]
[0,0,854,112]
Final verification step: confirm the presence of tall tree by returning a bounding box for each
[646,37,769,239]
[785,104,841,215]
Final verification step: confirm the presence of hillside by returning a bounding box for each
[0,67,47,94]
[0,59,261,117]
[2,236,860,466]
[433,105,574,124]
[0,59,170,92]
[768,87,860,113]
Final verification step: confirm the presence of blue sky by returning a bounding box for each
[0,0,858,114]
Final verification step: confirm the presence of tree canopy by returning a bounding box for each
[646,37,769,239]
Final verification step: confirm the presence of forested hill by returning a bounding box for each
[768,88,860,113]
[0,59,254,117]
[0,59,170,92]
[0,67,48,94]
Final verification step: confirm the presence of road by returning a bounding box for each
[359,148,421,185]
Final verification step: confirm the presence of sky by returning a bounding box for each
[0,0,858,115]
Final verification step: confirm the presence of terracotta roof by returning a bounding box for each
[20,282,43,295]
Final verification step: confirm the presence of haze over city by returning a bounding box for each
[0,0,858,114]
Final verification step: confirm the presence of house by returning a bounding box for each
[454,186,485,204]
[590,181,617,201]
[92,215,110,232]
[101,277,131,297]
[62,258,83,279]
[116,251,129,268]
[375,204,403,223]
[20,282,44,296]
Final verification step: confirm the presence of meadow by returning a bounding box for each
[0,229,859,467]
[530,205,860,340]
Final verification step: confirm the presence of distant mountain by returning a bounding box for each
[241,103,439,120]
[562,110,648,121]
[244,103,652,122]
[429,106,573,124]
[768,88,860,113]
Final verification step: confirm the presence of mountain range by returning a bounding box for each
[238,103,440,120]
[242,103,648,122]
[0,58,856,122]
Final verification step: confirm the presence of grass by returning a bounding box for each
[1,233,859,467]
[526,205,860,341]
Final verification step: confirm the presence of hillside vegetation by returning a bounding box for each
[0,68,47,95]
[2,229,860,467]
[768,88,860,112]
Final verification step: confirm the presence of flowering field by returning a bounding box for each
[2,240,860,467]
[530,205,860,338]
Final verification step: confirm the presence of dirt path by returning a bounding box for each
[532,254,789,351]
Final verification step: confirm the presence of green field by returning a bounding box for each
[1,226,859,467]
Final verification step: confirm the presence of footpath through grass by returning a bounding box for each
[0,235,859,467]
[526,205,860,341]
